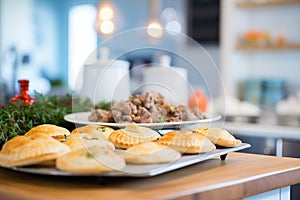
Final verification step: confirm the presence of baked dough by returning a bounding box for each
[56,146,125,174]
[108,124,161,149]
[122,142,181,164]
[0,133,70,168]
[71,124,114,140]
[25,124,71,141]
[67,124,115,151]
[193,128,242,147]
[157,130,216,154]
[64,136,115,151]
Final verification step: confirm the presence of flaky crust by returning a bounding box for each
[0,133,70,168]
[122,142,181,164]
[25,124,70,141]
[108,125,161,149]
[63,136,115,151]
[193,128,242,147]
[71,124,114,140]
[56,146,125,174]
[157,130,216,154]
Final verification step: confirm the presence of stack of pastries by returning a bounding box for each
[0,123,242,174]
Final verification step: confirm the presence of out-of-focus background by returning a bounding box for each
[1,0,299,110]
[1,0,220,99]
[1,1,300,136]
[1,0,300,198]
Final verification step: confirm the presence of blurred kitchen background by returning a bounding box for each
[1,0,299,108]
[1,0,300,198]
[0,0,222,101]
[1,0,300,138]
[1,0,299,107]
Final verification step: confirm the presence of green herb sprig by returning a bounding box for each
[0,93,73,145]
[0,93,112,146]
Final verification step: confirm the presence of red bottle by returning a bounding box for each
[10,80,35,105]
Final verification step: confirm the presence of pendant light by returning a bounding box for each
[96,0,115,35]
[146,0,163,39]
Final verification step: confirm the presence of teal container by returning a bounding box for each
[261,79,286,108]
[244,79,262,105]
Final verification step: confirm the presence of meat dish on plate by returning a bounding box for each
[88,91,207,124]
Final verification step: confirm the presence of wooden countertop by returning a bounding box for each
[1,152,300,200]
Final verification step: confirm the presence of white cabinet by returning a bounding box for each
[220,0,300,100]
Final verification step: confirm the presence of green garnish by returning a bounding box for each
[60,134,68,142]
[94,101,113,111]
[130,96,135,101]
[97,126,106,132]
[0,92,113,146]
[0,93,73,145]
[86,152,94,158]
[159,115,165,122]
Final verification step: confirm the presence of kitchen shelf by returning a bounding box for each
[235,44,300,51]
[221,0,300,102]
[236,0,300,8]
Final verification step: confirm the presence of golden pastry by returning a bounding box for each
[193,127,242,147]
[0,133,70,168]
[56,146,125,174]
[64,136,115,151]
[122,142,181,164]
[71,124,114,140]
[108,124,161,149]
[157,130,216,154]
[25,124,71,141]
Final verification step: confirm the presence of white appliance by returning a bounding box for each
[81,47,130,103]
[142,54,189,105]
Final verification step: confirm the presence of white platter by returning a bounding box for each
[64,112,222,130]
[10,143,251,177]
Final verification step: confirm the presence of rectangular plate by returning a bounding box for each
[11,143,251,177]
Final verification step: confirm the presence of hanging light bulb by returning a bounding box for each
[100,20,114,34]
[166,20,181,35]
[161,7,181,36]
[146,0,163,39]
[96,1,115,35]
[99,4,113,20]
[147,20,163,38]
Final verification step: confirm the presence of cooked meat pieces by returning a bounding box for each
[88,109,110,122]
[132,107,153,123]
[110,101,133,123]
[165,106,207,122]
[128,102,138,115]
[150,104,168,123]
[88,91,206,123]
[88,110,98,122]
[168,105,198,121]
[191,107,207,120]
[142,91,164,109]
[131,91,164,109]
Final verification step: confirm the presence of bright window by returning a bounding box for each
[68,5,97,90]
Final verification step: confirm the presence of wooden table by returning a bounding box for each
[1,152,300,200]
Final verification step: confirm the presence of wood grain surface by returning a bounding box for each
[1,152,300,200]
